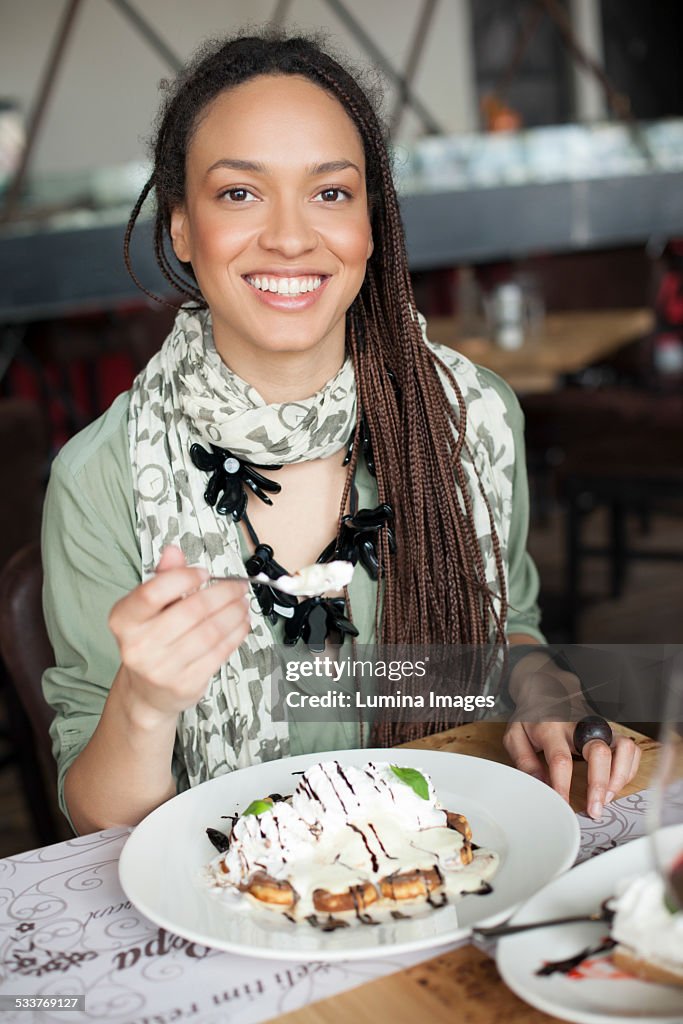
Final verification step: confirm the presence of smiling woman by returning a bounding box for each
[40,30,640,837]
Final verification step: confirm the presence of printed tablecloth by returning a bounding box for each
[0,791,650,1024]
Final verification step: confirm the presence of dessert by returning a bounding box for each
[610,871,683,986]
[206,760,498,926]
[253,560,354,596]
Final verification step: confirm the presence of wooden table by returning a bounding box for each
[274,721,659,1024]
[426,308,654,393]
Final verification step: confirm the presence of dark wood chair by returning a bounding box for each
[0,541,63,845]
[557,405,683,642]
[522,388,683,641]
[0,398,46,571]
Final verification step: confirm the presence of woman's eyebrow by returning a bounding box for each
[205,158,267,176]
[204,157,361,178]
[308,160,361,176]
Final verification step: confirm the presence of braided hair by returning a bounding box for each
[124,31,508,744]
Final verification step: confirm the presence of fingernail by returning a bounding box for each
[197,567,210,580]
[589,801,603,820]
[605,790,615,804]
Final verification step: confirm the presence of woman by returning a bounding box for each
[41,32,639,835]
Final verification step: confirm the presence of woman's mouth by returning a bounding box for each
[242,273,330,309]
[244,272,325,296]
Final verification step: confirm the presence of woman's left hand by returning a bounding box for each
[503,719,642,819]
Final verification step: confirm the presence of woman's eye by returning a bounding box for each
[315,188,350,203]
[220,188,256,202]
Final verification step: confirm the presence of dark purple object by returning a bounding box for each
[573,716,613,757]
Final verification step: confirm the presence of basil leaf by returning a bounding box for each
[242,798,274,817]
[390,765,429,800]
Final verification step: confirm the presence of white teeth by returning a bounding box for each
[246,275,323,295]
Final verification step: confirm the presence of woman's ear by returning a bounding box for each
[366,232,374,260]
[170,206,191,263]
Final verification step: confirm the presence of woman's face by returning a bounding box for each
[171,74,373,381]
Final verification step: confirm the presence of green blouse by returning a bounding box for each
[41,368,544,821]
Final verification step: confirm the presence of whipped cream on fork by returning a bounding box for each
[253,560,354,596]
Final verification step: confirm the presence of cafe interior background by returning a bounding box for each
[0,0,681,855]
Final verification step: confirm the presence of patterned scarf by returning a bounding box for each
[129,307,355,786]
[128,306,515,787]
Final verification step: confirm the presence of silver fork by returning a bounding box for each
[208,575,291,594]
[472,904,613,939]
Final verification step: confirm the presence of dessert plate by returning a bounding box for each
[119,748,579,961]
[496,834,683,1023]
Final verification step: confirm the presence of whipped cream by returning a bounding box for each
[208,760,498,922]
[611,871,683,973]
[253,560,354,596]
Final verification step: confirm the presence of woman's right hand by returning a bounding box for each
[108,545,250,723]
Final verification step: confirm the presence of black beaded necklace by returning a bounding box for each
[189,417,395,653]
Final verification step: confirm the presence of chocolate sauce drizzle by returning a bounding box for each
[536,938,616,976]
[471,881,493,896]
[299,776,324,809]
[347,823,379,872]
[368,822,397,860]
[206,827,230,853]
[331,780,349,815]
[325,915,351,932]
[335,762,356,795]
[273,817,284,849]
[363,767,384,795]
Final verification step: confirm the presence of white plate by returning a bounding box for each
[497,834,683,1023]
[119,748,578,962]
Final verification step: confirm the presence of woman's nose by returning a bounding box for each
[258,199,318,257]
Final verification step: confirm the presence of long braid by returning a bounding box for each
[123,175,201,307]
[300,62,504,630]
[152,220,202,303]
[123,177,179,309]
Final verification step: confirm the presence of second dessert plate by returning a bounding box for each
[118,747,579,961]
[496,833,683,1023]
